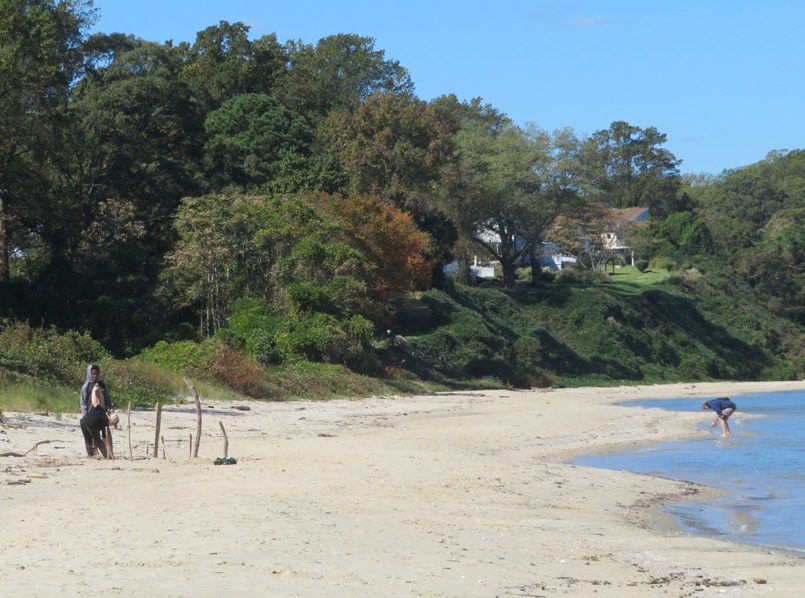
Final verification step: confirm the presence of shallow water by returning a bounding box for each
[574,390,805,554]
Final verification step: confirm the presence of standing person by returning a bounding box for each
[80,383,119,458]
[702,397,737,437]
[80,365,115,457]
[80,365,112,415]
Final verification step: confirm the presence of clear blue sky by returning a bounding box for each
[89,0,805,176]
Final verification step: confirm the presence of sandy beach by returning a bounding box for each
[2,380,805,597]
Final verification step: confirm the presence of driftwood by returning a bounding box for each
[152,403,162,458]
[219,421,228,458]
[184,377,202,458]
[26,440,53,455]
[1,440,54,456]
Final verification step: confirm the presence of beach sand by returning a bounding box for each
[2,380,805,597]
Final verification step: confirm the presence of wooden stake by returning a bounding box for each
[189,433,192,460]
[153,403,162,458]
[184,377,202,458]
[127,402,133,461]
[161,435,168,460]
[219,421,229,458]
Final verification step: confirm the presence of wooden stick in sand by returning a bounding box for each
[184,377,202,458]
[219,421,229,458]
[127,402,133,461]
[153,403,162,458]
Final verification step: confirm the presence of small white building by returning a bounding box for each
[443,255,497,279]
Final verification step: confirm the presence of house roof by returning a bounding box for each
[609,207,649,225]
[549,206,649,233]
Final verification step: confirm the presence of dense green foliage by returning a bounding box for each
[0,320,442,414]
[390,265,798,388]
[1,6,804,414]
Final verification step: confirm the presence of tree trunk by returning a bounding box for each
[529,246,542,286]
[501,260,517,289]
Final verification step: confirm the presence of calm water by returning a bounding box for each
[574,390,805,554]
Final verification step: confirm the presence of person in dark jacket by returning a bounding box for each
[702,397,737,437]
[80,365,112,415]
[79,365,115,457]
[80,383,119,458]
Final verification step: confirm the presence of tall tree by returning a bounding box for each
[23,36,205,352]
[179,21,286,113]
[164,193,276,337]
[0,0,94,282]
[316,91,458,210]
[581,121,682,216]
[516,127,585,283]
[309,193,434,302]
[204,93,312,192]
[736,208,805,324]
[64,37,203,220]
[549,203,630,272]
[434,105,559,289]
[275,34,413,124]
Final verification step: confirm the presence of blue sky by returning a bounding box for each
[89,0,805,176]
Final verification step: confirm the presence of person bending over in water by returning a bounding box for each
[702,397,737,437]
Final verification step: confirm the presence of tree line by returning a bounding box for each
[1,0,803,371]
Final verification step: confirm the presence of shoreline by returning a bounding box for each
[589,385,805,560]
[3,380,805,596]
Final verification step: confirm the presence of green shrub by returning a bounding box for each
[556,269,611,284]
[635,259,650,273]
[263,361,392,400]
[218,297,288,363]
[0,320,109,384]
[287,282,324,313]
[112,385,168,410]
[509,336,556,388]
[202,343,278,399]
[680,267,703,283]
[576,254,593,270]
[218,297,372,367]
[102,359,185,407]
[511,336,541,371]
[649,257,676,271]
[137,339,221,374]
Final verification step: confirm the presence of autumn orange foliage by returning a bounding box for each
[307,193,433,301]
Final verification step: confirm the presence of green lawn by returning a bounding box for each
[606,265,671,295]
